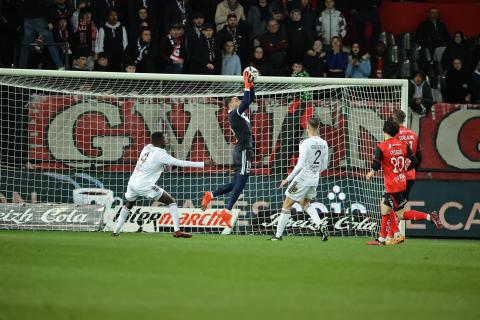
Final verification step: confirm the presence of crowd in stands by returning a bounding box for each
[0,0,478,109]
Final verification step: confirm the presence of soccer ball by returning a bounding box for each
[244,66,259,83]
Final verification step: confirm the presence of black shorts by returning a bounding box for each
[402,180,415,200]
[383,192,408,211]
[233,148,253,175]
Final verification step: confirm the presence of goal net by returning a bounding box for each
[0,69,408,236]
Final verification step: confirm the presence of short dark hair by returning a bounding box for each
[308,115,320,129]
[392,110,406,125]
[125,61,136,68]
[106,8,118,18]
[79,8,91,19]
[411,70,426,81]
[151,132,165,145]
[383,118,400,137]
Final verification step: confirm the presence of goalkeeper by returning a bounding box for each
[201,68,256,227]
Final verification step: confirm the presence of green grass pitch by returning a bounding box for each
[1,231,479,320]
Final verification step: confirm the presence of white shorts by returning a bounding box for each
[285,180,317,202]
[124,184,164,202]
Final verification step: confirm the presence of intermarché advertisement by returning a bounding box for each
[0,168,478,238]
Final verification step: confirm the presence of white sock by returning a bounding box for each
[114,206,130,234]
[394,232,401,238]
[169,203,181,232]
[304,204,321,226]
[275,208,291,238]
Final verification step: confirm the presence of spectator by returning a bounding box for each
[250,46,273,76]
[190,0,218,25]
[292,61,312,101]
[185,12,204,72]
[370,40,397,79]
[408,71,433,114]
[259,19,288,76]
[91,0,125,28]
[291,61,309,77]
[350,0,381,49]
[47,0,73,29]
[304,38,327,77]
[72,8,97,58]
[297,0,316,44]
[19,0,65,70]
[346,42,371,78]
[71,54,94,71]
[125,27,155,73]
[316,0,347,47]
[27,35,50,69]
[247,0,278,45]
[472,60,480,104]
[415,7,450,57]
[160,24,186,74]
[326,36,348,77]
[128,1,160,41]
[128,6,149,43]
[271,8,286,34]
[286,9,309,64]
[216,13,248,67]
[163,0,191,34]
[125,60,137,73]
[189,23,218,75]
[71,0,89,33]
[221,40,242,75]
[93,52,109,71]
[442,31,472,73]
[95,8,128,71]
[186,12,204,43]
[445,58,471,103]
[53,18,71,67]
[215,0,246,31]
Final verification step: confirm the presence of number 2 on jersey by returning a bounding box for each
[313,150,321,164]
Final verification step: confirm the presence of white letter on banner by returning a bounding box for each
[439,201,463,230]
[465,203,480,230]
[48,101,130,167]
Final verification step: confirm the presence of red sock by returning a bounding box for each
[380,215,389,238]
[404,210,428,221]
[389,211,400,234]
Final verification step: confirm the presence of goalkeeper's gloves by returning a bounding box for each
[243,69,254,89]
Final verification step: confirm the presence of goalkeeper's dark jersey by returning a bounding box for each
[228,88,255,150]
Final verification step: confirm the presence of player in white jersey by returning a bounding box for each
[113,132,213,238]
[270,116,329,241]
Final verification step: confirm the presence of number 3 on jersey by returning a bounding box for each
[391,156,405,173]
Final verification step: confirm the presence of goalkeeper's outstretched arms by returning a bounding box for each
[237,68,256,115]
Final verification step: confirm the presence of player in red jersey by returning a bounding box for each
[385,110,443,242]
[365,118,434,245]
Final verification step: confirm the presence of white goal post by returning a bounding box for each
[0,68,408,236]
